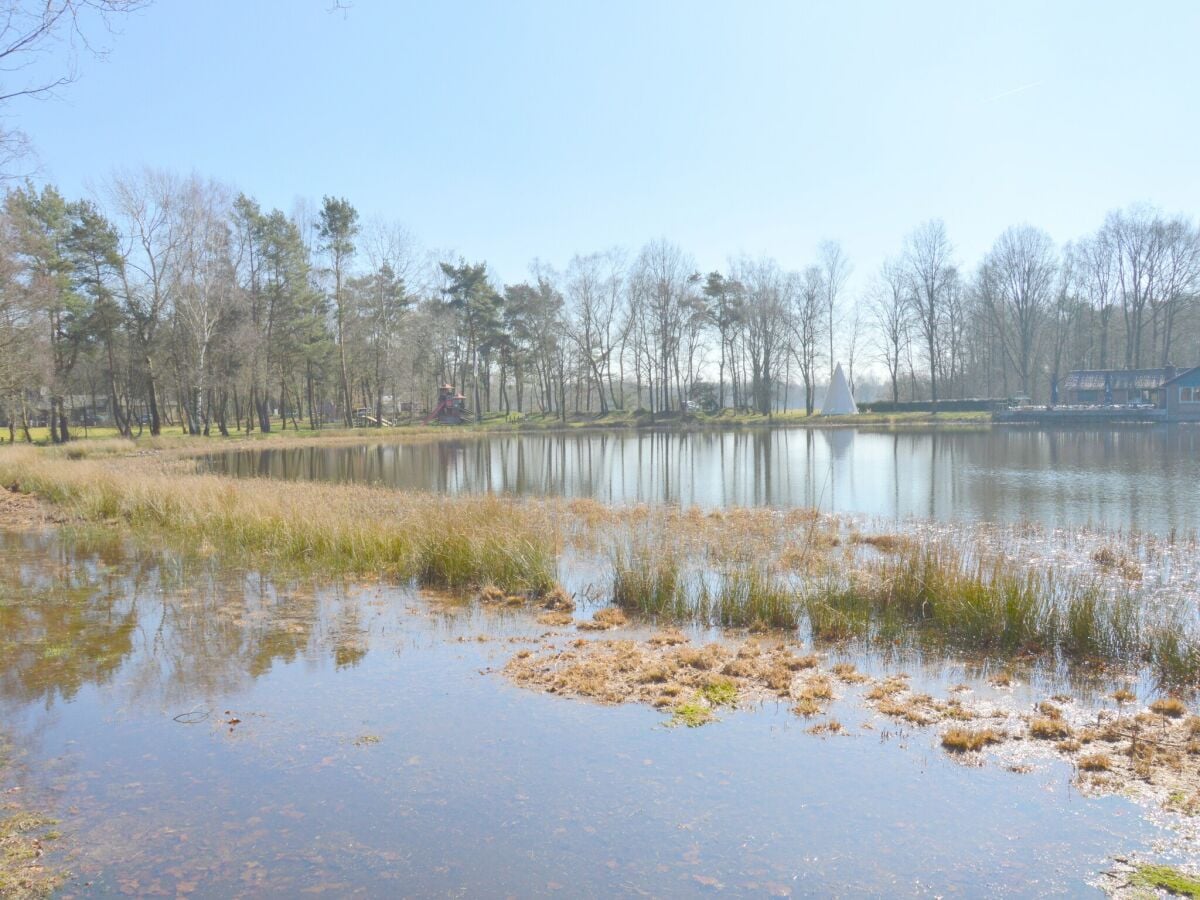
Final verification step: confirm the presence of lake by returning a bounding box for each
[207,426,1200,535]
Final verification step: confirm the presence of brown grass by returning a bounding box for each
[577,606,629,630]
[648,630,688,646]
[1078,753,1112,772]
[795,674,834,702]
[792,697,822,717]
[1030,717,1073,739]
[831,662,867,683]
[479,584,506,604]
[541,585,575,612]
[941,727,1004,753]
[1150,697,1188,718]
[0,447,560,595]
[852,533,918,555]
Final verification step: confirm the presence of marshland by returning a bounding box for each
[1,428,1199,896]
[4,3,1200,893]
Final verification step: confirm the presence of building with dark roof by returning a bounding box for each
[1054,365,1200,421]
[1060,367,1178,406]
[1160,366,1200,422]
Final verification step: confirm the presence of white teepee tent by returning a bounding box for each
[820,363,858,415]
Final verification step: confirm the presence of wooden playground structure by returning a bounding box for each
[424,384,469,425]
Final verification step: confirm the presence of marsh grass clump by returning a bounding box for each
[1077,753,1112,772]
[578,606,628,630]
[1150,697,1188,718]
[1092,546,1143,580]
[704,566,800,629]
[611,542,689,619]
[541,585,575,612]
[791,697,822,717]
[1030,717,1073,740]
[648,630,688,646]
[831,662,867,683]
[852,533,918,555]
[796,674,834,702]
[941,727,1003,753]
[1147,628,1200,686]
[1037,701,1064,719]
[478,584,506,604]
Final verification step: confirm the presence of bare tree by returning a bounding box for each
[564,248,629,414]
[903,220,954,402]
[174,176,235,434]
[818,239,850,378]
[1153,216,1200,365]
[980,225,1058,397]
[791,265,825,415]
[728,256,790,416]
[361,219,416,424]
[871,259,911,403]
[630,239,692,415]
[107,166,183,435]
[1075,231,1117,368]
[0,1,148,176]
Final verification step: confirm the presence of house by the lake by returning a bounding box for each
[1051,365,1200,422]
[1061,367,1174,405]
[1160,366,1200,422]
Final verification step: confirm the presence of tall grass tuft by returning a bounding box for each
[705,565,799,629]
[611,540,690,618]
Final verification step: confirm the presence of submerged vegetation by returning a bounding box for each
[0,736,62,900]
[0,808,62,899]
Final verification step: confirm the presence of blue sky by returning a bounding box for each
[13,0,1200,291]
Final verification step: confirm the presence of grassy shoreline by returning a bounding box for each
[1,445,1197,684]
[1,408,993,447]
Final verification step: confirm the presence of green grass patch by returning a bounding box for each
[670,699,716,728]
[1132,863,1200,897]
[701,677,738,707]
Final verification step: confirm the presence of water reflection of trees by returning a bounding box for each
[0,535,371,712]
[0,536,137,707]
[209,426,1200,533]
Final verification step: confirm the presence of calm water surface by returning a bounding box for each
[207,426,1200,535]
[0,532,1174,897]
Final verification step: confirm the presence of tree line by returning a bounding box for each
[1,170,1198,441]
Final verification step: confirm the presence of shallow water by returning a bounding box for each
[206,426,1200,535]
[0,532,1182,897]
